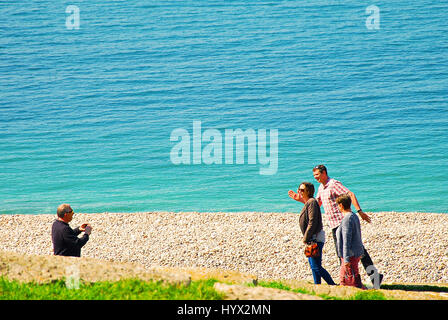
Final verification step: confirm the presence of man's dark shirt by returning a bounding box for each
[51,219,89,257]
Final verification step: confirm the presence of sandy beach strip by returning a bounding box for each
[0,211,447,284]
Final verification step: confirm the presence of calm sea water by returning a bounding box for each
[1,1,447,215]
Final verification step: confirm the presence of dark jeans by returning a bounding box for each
[308,241,336,285]
[331,227,377,278]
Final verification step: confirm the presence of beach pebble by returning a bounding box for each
[0,211,446,284]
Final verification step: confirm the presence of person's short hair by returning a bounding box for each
[313,164,327,174]
[300,182,315,198]
[57,204,73,218]
[336,194,351,210]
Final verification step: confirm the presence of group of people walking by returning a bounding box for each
[289,164,383,289]
[51,164,382,290]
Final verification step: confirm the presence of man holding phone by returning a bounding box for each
[51,203,92,257]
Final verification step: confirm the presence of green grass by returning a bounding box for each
[252,281,315,296]
[253,280,388,300]
[4,276,444,300]
[349,290,387,300]
[0,277,224,300]
[250,281,335,299]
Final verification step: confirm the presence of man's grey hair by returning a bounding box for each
[57,204,72,218]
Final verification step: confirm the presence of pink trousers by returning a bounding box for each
[340,256,364,288]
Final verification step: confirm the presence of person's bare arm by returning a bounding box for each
[348,191,371,223]
[288,189,305,203]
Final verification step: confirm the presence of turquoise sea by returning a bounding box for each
[1,1,447,214]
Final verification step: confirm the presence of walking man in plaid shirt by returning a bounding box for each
[289,165,383,287]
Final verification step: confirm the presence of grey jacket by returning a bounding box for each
[336,212,364,263]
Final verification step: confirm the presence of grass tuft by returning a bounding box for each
[0,277,223,300]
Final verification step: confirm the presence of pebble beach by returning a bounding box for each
[0,211,447,284]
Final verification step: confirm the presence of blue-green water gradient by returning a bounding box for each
[1,1,447,214]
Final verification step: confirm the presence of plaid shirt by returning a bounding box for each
[316,178,351,229]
